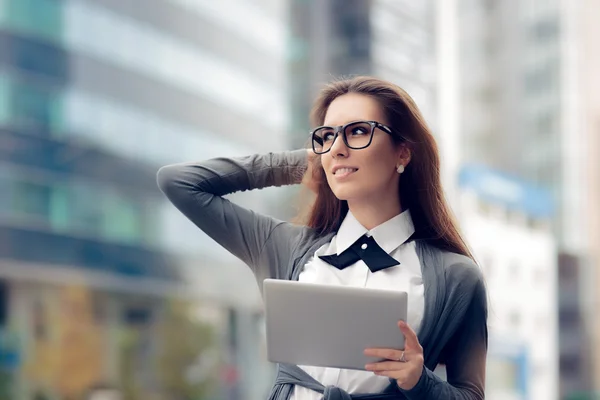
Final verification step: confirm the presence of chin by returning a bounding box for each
[327,179,364,201]
[332,193,349,201]
[330,187,359,202]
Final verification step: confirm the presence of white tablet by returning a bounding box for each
[263,279,407,370]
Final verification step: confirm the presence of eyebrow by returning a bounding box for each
[320,119,369,126]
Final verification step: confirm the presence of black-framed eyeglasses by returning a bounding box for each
[310,120,395,154]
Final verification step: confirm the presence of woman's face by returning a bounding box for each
[319,93,408,206]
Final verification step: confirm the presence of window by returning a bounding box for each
[7,171,155,246]
[531,17,559,42]
[558,259,578,281]
[67,183,152,245]
[0,280,8,327]
[0,75,9,125]
[6,0,63,43]
[332,0,371,66]
[508,260,520,282]
[509,311,521,329]
[103,193,143,244]
[536,112,556,136]
[124,308,152,326]
[11,83,51,132]
[535,160,560,192]
[483,0,496,12]
[67,182,105,237]
[560,354,581,376]
[524,61,559,96]
[478,85,497,104]
[0,171,10,216]
[9,81,63,134]
[11,180,51,218]
[10,33,67,81]
[49,185,69,230]
[32,297,48,340]
[559,309,580,326]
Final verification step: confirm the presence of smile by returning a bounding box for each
[333,167,358,177]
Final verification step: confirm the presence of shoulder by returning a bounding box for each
[440,251,487,313]
[416,240,485,293]
[430,247,486,298]
[417,241,483,283]
[441,251,482,281]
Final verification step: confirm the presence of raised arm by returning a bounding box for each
[156,150,311,282]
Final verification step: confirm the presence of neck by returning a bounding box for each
[347,196,403,230]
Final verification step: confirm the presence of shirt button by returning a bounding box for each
[361,243,368,250]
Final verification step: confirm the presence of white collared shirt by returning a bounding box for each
[291,210,425,400]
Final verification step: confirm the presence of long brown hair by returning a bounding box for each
[303,76,473,259]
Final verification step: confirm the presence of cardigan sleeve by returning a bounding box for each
[156,150,311,282]
[401,268,488,400]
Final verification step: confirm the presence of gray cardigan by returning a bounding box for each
[157,150,488,400]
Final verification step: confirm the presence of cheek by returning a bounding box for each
[362,152,395,175]
[374,146,399,171]
[320,157,333,179]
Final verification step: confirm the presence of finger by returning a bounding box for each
[373,369,409,380]
[365,361,410,371]
[373,370,396,378]
[398,320,421,351]
[364,348,404,361]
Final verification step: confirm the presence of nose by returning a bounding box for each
[329,130,349,158]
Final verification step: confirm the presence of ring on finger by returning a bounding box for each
[398,351,407,363]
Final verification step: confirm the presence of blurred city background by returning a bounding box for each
[0,0,598,399]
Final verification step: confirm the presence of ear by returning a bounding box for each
[396,144,411,168]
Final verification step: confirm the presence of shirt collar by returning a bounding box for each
[335,209,415,255]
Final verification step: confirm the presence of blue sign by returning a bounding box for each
[459,164,555,219]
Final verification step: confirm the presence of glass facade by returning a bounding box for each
[287,0,437,143]
[0,0,289,399]
[371,0,437,127]
[287,0,373,148]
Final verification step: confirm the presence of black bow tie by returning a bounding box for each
[318,234,400,273]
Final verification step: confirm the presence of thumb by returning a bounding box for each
[398,320,420,350]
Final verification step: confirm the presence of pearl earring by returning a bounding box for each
[396,165,405,174]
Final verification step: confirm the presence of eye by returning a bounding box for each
[322,130,336,142]
[349,127,368,136]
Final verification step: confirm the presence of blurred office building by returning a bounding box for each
[458,165,558,400]
[370,0,438,129]
[0,0,288,399]
[449,0,600,397]
[288,0,437,145]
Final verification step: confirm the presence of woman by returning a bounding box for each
[157,76,487,399]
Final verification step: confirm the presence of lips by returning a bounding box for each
[333,167,358,175]
[332,167,359,177]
